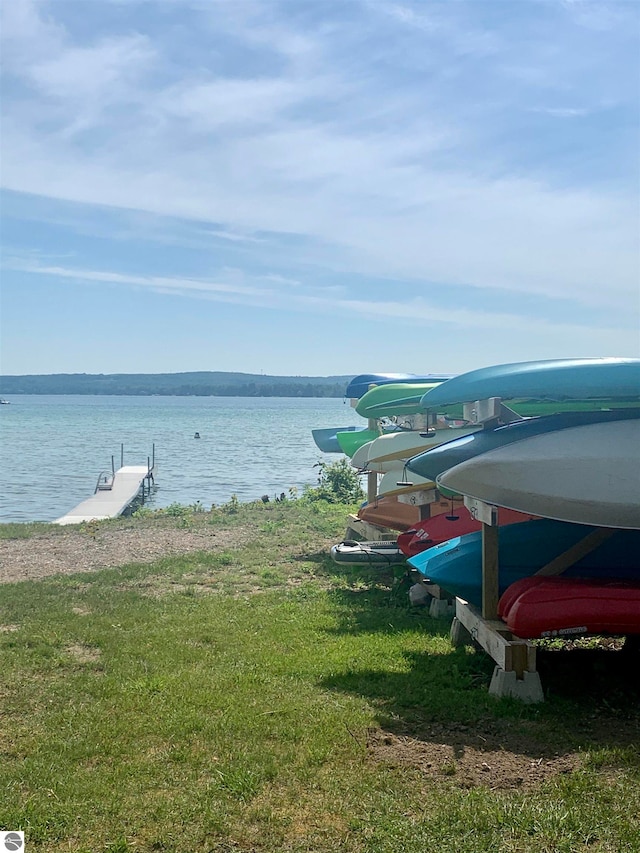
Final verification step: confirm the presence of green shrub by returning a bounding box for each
[302,458,365,504]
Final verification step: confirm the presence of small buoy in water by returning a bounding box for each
[194,432,201,439]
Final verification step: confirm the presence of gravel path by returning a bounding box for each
[0,521,249,584]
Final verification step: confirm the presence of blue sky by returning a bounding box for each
[1,0,638,377]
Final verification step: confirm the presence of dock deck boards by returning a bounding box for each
[54,465,152,525]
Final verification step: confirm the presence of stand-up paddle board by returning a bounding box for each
[330,540,405,564]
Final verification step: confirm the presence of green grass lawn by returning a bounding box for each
[1,501,639,852]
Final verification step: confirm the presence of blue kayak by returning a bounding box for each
[345,373,455,400]
[311,426,366,453]
[420,358,640,409]
[406,408,640,482]
[407,519,640,608]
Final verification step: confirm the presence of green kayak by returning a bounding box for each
[355,382,442,418]
[336,428,383,457]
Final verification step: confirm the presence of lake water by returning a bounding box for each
[0,396,363,523]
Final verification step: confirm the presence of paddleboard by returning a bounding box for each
[330,539,405,565]
[437,418,640,529]
[407,519,640,608]
[420,358,640,409]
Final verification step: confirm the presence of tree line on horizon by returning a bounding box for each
[0,371,354,398]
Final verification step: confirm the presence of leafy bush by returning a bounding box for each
[302,459,365,504]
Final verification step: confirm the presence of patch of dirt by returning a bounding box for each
[368,722,576,790]
[368,714,639,790]
[0,521,251,584]
[65,643,101,663]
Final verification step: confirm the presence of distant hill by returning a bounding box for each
[0,371,355,397]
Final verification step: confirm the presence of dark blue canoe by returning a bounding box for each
[406,408,640,482]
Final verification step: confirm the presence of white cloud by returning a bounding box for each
[0,0,638,323]
[8,257,631,345]
[26,34,155,102]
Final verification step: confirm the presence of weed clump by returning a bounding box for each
[302,459,365,504]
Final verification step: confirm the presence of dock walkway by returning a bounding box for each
[54,465,153,525]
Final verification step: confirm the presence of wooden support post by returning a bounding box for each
[367,418,378,503]
[481,520,500,621]
[367,472,378,503]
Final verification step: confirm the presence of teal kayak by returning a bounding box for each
[420,358,640,409]
[407,519,640,608]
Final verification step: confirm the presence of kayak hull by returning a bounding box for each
[498,576,640,639]
[407,519,640,608]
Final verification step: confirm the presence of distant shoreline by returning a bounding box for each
[0,370,354,398]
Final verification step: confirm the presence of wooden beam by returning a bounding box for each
[535,527,614,577]
[455,600,536,677]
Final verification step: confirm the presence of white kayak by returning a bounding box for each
[377,469,436,498]
[357,425,480,467]
[350,442,406,474]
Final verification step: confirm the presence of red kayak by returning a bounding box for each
[499,576,640,639]
[398,505,536,557]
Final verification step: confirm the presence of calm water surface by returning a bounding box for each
[0,396,362,523]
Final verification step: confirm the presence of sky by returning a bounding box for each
[0,0,638,377]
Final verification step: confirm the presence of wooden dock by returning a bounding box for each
[54,465,154,525]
